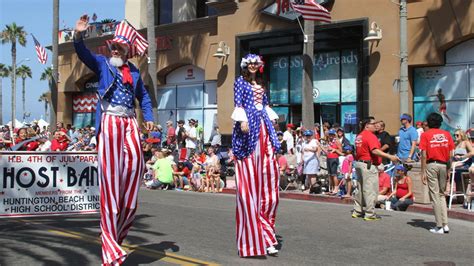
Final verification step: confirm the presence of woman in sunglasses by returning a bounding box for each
[447,129,474,195]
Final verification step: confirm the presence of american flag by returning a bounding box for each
[113,20,148,56]
[32,34,48,64]
[291,0,331,23]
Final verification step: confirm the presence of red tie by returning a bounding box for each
[120,64,133,85]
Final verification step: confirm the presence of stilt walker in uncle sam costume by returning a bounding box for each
[73,14,154,265]
[232,54,281,257]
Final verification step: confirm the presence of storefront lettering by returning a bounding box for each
[272,51,358,69]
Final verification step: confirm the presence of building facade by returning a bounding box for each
[56,0,474,142]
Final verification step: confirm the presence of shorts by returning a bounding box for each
[327,158,339,176]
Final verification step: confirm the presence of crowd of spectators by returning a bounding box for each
[275,113,474,210]
[1,114,473,208]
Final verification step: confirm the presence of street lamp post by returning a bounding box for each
[399,0,409,114]
[11,57,30,129]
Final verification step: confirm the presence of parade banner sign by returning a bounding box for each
[0,152,99,218]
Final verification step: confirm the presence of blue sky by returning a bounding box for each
[0,0,124,124]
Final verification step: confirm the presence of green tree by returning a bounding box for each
[40,67,54,123]
[40,67,53,84]
[0,63,9,125]
[1,23,27,128]
[16,65,32,121]
[38,92,49,121]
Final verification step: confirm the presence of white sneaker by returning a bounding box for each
[429,227,444,234]
[443,225,450,234]
[267,246,279,255]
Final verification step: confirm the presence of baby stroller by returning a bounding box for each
[280,165,298,191]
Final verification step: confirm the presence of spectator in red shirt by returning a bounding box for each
[377,164,392,205]
[166,120,176,148]
[352,117,398,221]
[419,112,454,234]
[386,164,414,211]
[51,130,70,151]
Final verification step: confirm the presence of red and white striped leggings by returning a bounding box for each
[235,122,280,257]
[98,114,144,265]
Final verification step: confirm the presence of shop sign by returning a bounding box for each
[271,50,358,70]
[261,0,333,21]
[166,65,205,84]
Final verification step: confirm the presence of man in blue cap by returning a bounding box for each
[397,113,418,162]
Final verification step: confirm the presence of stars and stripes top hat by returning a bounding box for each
[110,20,149,56]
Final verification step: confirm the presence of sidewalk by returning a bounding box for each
[221,185,474,222]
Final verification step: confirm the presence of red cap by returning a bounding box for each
[286,123,295,129]
[415,121,422,126]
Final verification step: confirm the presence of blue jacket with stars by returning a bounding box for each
[232,76,280,160]
[74,37,153,136]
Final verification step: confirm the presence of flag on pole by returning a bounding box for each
[92,13,98,22]
[32,34,48,64]
[112,20,148,56]
[290,0,331,23]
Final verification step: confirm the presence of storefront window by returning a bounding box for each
[289,55,303,104]
[314,51,340,103]
[341,49,358,102]
[157,86,176,109]
[156,65,217,143]
[269,56,289,104]
[159,0,173,25]
[177,84,204,108]
[414,63,471,131]
[267,49,360,126]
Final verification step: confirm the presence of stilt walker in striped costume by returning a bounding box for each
[74,15,154,265]
[232,54,281,257]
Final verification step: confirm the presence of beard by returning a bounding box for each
[109,56,125,67]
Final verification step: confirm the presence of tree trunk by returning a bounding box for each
[22,77,26,121]
[11,40,17,129]
[51,0,59,132]
[45,101,48,121]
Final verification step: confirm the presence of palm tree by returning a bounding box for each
[38,92,49,121]
[40,67,53,122]
[0,63,9,125]
[1,23,27,129]
[40,66,53,83]
[16,65,32,121]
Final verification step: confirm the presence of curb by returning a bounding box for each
[221,188,474,222]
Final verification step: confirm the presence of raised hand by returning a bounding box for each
[75,14,89,33]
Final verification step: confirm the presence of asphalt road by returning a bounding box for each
[1,190,473,265]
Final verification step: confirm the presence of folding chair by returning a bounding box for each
[448,158,470,209]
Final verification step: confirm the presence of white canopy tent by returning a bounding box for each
[36,119,49,129]
[5,119,24,129]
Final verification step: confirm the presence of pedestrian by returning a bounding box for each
[419,112,454,234]
[283,123,295,154]
[352,117,398,220]
[397,113,418,162]
[74,14,154,265]
[165,120,176,147]
[375,120,394,165]
[231,53,280,257]
[185,119,198,159]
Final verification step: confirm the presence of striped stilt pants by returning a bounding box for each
[98,114,144,265]
[235,122,280,257]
